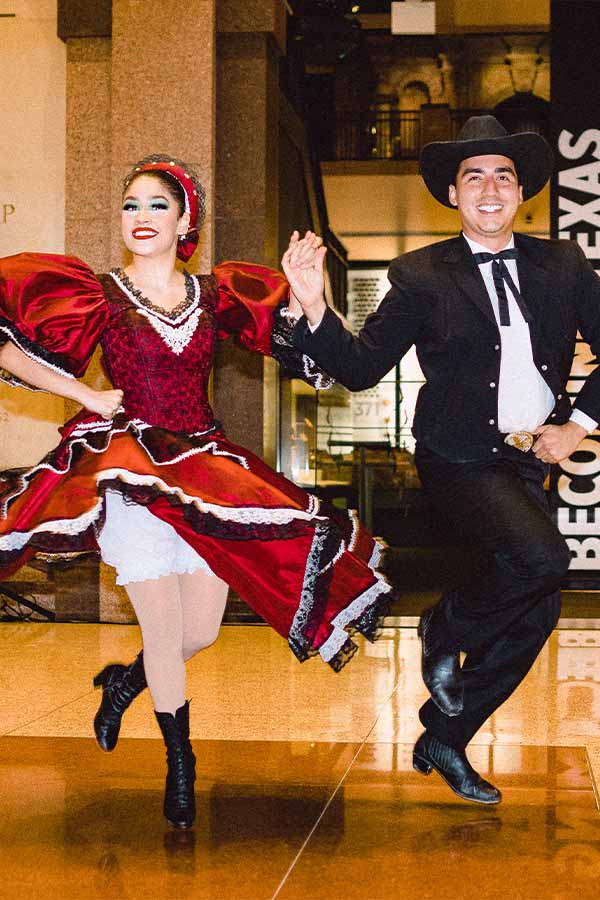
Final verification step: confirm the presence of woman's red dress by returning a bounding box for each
[0,253,392,670]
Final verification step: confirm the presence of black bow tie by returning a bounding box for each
[472,248,531,326]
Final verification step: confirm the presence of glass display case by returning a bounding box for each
[278,355,424,534]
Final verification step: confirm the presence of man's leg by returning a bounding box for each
[419,587,561,748]
[412,445,569,801]
[415,446,569,655]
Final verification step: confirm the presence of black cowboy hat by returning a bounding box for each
[419,114,554,207]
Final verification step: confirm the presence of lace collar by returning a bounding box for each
[109,268,200,324]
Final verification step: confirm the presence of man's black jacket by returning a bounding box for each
[292,234,600,462]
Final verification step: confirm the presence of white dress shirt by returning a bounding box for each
[464,234,597,434]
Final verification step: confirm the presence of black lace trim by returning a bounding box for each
[327,591,393,672]
[0,315,75,385]
[271,304,334,389]
[105,478,313,543]
[329,638,360,673]
[110,268,197,320]
[285,504,394,672]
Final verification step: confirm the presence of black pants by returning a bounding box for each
[415,443,569,750]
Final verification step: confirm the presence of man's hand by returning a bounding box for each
[281,230,327,328]
[533,421,587,463]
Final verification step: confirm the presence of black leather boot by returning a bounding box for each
[155,702,196,829]
[413,731,502,804]
[418,607,464,716]
[93,651,147,751]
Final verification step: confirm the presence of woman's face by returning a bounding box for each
[121,173,190,259]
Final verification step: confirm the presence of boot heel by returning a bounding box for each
[413,753,433,775]
[93,664,121,689]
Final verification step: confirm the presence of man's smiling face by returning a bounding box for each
[448,154,523,250]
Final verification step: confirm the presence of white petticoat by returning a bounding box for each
[97,490,215,585]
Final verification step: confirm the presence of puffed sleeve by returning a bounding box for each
[213,260,334,389]
[0,252,108,390]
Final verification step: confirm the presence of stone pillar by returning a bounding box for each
[213,1,286,465]
[109,0,216,272]
[65,38,112,271]
[62,0,217,621]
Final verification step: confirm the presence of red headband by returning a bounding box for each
[131,159,202,262]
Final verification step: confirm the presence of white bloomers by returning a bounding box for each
[97,490,215,585]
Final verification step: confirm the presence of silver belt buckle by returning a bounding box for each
[504,431,535,453]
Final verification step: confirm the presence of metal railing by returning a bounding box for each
[332,109,421,160]
[323,108,496,161]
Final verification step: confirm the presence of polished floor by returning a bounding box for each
[0,622,599,899]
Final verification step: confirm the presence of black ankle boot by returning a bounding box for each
[155,702,196,829]
[418,607,464,717]
[93,651,147,751]
[413,731,502,805]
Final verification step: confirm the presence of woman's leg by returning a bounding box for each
[124,570,228,705]
[179,570,229,660]
[127,570,228,830]
[126,573,186,714]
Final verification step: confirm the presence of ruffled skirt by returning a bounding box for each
[0,411,393,670]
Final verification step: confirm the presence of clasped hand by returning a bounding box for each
[281,230,327,327]
[533,421,587,464]
[86,388,124,420]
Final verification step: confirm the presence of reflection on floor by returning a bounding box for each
[0,623,599,899]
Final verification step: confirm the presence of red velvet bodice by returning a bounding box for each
[0,254,295,433]
[98,274,219,432]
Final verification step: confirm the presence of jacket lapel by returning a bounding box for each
[442,233,552,333]
[442,235,498,326]
[514,234,553,344]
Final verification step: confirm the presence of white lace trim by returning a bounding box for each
[0,463,324,550]
[369,539,385,570]
[70,419,119,436]
[302,354,333,390]
[318,574,392,663]
[95,469,322,525]
[0,500,103,551]
[109,271,201,325]
[0,323,75,386]
[146,440,250,470]
[115,558,209,586]
[307,493,319,517]
[109,271,203,356]
[136,305,202,356]
[347,509,360,553]
[69,417,217,440]
[0,422,132,519]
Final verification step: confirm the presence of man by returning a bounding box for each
[283,115,600,804]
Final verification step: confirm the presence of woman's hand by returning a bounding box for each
[0,342,123,417]
[83,388,124,420]
[281,230,327,327]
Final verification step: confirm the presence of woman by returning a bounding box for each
[0,154,392,829]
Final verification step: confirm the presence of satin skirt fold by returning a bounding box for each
[0,411,392,671]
